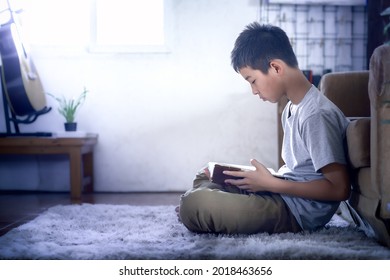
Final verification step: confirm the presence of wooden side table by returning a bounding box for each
[0,134,98,200]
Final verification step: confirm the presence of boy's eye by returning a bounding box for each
[251,80,256,84]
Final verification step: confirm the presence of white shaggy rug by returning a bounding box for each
[0,204,389,260]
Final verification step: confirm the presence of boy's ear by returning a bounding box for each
[269,60,283,74]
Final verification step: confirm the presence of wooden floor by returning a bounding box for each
[0,191,182,237]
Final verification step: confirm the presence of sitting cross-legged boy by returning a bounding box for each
[178,22,350,234]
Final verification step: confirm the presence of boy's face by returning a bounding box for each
[239,65,284,103]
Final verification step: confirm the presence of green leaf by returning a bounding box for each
[47,88,88,123]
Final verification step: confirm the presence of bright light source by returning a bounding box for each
[16,0,91,46]
[95,0,165,46]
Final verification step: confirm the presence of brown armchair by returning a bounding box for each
[319,45,390,247]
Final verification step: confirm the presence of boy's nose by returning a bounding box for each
[251,84,259,95]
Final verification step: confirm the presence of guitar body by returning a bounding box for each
[0,21,46,116]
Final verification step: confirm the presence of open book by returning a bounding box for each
[208,162,283,185]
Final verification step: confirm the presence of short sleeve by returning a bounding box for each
[301,110,347,171]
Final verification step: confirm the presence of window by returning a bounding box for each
[16,0,90,48]
[11,0,171,54]
[90,0,171,53]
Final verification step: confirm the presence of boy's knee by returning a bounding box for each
[179,189,207,217]
[179,188,216,233]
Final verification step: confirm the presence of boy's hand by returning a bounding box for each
[223,159,275,192]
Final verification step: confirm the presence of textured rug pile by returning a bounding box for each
[0,204,389,259]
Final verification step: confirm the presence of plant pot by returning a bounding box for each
[64,122,77,131]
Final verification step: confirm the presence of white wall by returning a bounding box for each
[1,0,278,192]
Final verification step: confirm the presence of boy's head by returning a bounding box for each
[231,22,298,74]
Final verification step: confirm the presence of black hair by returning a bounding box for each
[231,22,298,73]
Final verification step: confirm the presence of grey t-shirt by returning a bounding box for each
[279,85,350,231]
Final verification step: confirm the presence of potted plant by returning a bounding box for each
[48,87,88,131]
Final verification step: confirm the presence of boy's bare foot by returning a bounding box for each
[204,167,211,179]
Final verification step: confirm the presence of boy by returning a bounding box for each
[178,22,350,234]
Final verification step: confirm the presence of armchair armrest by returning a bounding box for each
[346,118,370,169]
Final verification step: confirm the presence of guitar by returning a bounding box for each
[0,3,47,117]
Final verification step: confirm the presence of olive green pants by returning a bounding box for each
[179,169,302,234]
